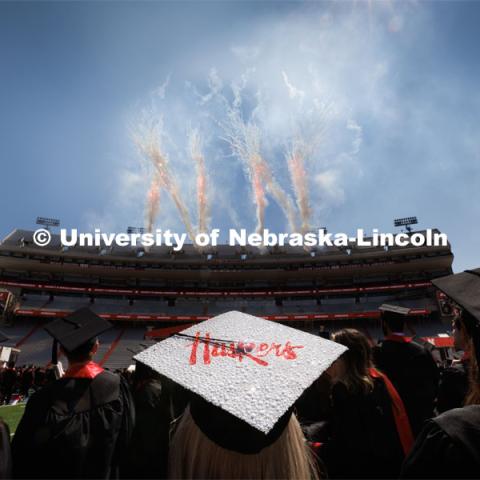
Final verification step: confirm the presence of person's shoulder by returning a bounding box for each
[431,406,480,468]
[435,405,480,431]
[97,369,121,384]
[90,370,123,396]
[441,363,468,379]
[331,381,349,396]
[375,339,410,359]
[27,379,58,401]
[22,379,65,413]
[401,338,425,352]
[403,339,436,361]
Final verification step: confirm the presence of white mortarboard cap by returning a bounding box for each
[134,310,346,435]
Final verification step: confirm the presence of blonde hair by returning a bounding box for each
[168,407,320,479]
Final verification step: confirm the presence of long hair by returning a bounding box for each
[331,328,375,395]
[461,311,480,405]
[168,407,320,479]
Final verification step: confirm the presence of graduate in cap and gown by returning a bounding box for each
[322,328,414,479]
[11,308,135,479]
[0,331,12,480]
[133,310,347,479]
[437,312,471,413]
[401,268,480,478]
[373,304,439,435]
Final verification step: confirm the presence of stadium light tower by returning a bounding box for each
[127,226,146,234]
[394,216,418,233]
[36,216,60,230]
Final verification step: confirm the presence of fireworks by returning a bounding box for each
[286,141,311,236]
[189,129,210,235]
[134,122,196,243]
[221,107,298,235]
[134,68,361,245]
[146,172,161,234]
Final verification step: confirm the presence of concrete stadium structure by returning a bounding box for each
[0,228,455,368]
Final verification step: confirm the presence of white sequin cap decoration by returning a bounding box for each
[134,310,347,434]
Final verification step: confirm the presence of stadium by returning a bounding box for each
[0,223,455,370]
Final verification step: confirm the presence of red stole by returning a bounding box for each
[369,367,415,456]
[64,361,104,379]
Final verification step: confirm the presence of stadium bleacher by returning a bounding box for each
[0,228,454,368]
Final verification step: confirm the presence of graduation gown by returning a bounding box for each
[121,377,170,479]
[373,336,439,435]
[12,363,135,479]
[437,359,470,413]
[401,405,480,479]
[0,419,12,479]
[321,377,406,479]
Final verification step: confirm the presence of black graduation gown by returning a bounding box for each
[401,405,480,479]
[373,338,439,435]
[11,370,135,479]
[321,379,405,479]
[121,378,170,479]
[437,360,470,414]
[0,419,12,479]
[295,374,332,425]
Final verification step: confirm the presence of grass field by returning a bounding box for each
[0,403,25,435]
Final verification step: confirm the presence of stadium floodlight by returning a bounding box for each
[127,226,146,234]
[309,226,327,234]
[36,216,60,230]
[393,216,418,232]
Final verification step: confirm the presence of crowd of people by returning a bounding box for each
[0,267,479,479]
[0,364,133,406]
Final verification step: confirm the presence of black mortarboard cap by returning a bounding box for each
[432,269,480,373]
[432,269,480,324]
[45,308,112,363]
[379,304,411,315]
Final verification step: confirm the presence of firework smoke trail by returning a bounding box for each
[146,172,161,233]
[251,153,267,236]
[222,107,298,234]
[262,169,298,233]
[134,125,196,243]
[222,111,267,234]
[189,129,209,234]
[287,139,311,235]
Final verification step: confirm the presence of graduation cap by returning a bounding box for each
[134,310,347,453]
[379,304,411,315]
[45,307,112,364]
[432,269,480,324]
[432,269,480,367]
[0,331,9,343]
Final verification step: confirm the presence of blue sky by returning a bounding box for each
[0,1,479,272]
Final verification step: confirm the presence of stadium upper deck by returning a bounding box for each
[0,228,454,367]
[0,228,453,288]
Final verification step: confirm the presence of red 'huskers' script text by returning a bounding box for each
[187,332,304,366]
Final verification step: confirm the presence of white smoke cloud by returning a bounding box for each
[281,71,305,101]
[106,2,441,237]
[314,169,345,206]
